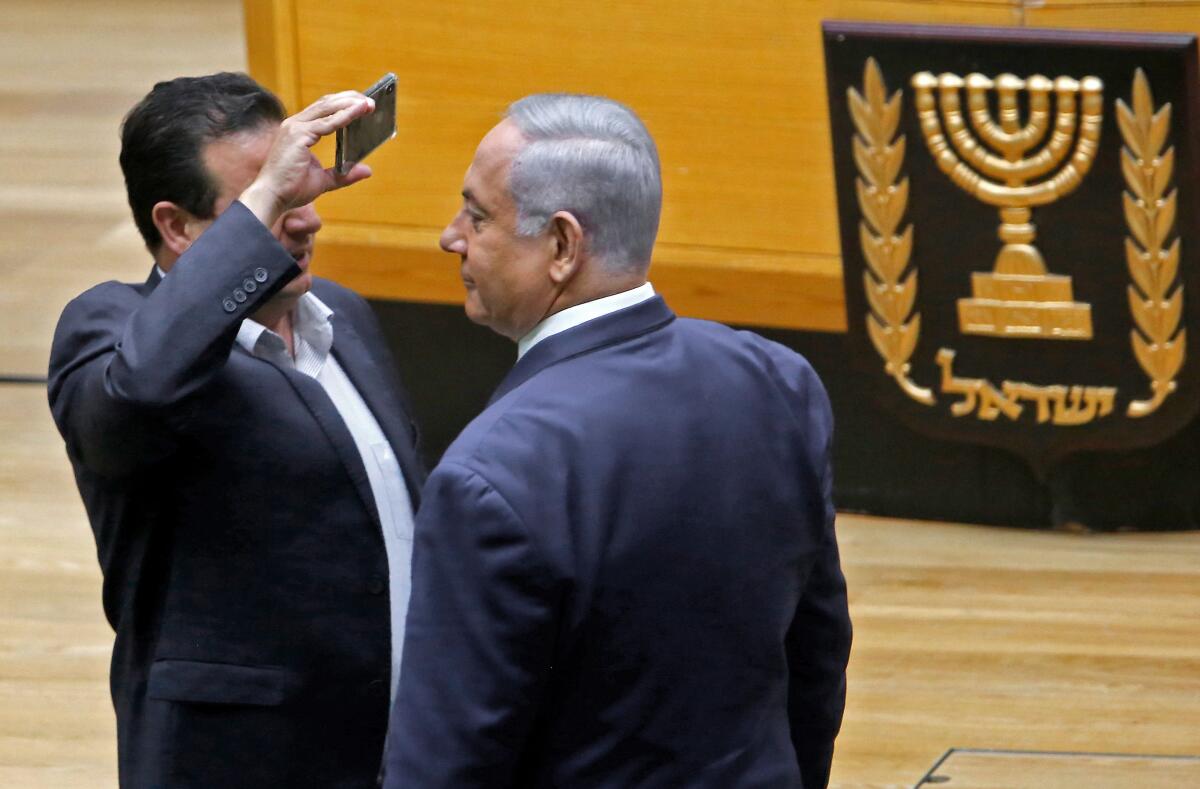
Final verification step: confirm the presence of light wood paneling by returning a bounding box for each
[0,0,247,377]
[1029,2,1200,33]
[242,0,300,112]
[1038,0,1200,6]
[247,0,1028,330]
[290,0,1018,253]
[0,386,114,788]
[244,0,1200,329]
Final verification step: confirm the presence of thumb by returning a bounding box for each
[329,162,373,190]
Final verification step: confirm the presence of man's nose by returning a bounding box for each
[283,204,322,237]
[440,221,466,255]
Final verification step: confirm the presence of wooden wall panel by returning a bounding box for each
[1029,1,1200,33]
[243,0,1197,330]
[242,0,299,112]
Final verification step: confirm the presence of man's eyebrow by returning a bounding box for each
[461,189,487,213]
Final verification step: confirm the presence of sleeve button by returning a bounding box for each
[222,298,237,313]
[242,278,257,293]
[232,288,247,303]
[254,267,269,283]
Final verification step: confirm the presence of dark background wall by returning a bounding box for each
[372,299,1200,532]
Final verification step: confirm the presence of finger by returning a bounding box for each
[302,100,374,139]
[293,91,370,122]
[327,162,373,190]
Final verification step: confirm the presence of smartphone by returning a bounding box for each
[335,72,397,175]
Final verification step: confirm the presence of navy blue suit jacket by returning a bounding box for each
[385,296,851,788]
[48,203,425,788]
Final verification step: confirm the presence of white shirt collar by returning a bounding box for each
[517,282,656,360]
[235,292,335,375]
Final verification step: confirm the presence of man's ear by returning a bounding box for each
[547,211,585,285]
[151,201,203,261]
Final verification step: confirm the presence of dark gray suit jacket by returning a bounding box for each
[49,202,424,788]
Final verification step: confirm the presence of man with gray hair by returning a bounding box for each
[384,94,851,788]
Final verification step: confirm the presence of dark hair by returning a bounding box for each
[119,72,285,251]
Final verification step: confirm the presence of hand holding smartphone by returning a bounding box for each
[335,72,397,175]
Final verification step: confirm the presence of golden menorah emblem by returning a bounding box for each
[912,71,1104,340]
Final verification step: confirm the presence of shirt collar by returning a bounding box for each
[235,292,335,373]
[517,281,656,360]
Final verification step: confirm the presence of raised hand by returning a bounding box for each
[240,91,375,228]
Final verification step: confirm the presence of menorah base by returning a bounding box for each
[971,272,1076,302]
[958,298,1093,340]
[958,271,1093,340]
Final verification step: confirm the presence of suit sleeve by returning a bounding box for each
[786,449,851,788]
[384,461,557,789]
[761,339,852,788]
[47,202,300,477]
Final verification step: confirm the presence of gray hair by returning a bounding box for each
[505,94,662,272]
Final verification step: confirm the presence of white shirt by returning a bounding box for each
[234,292,416,704]
[517,282,657,360]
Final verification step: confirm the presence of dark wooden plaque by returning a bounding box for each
[824,21,1200,472]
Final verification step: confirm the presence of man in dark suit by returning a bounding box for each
[48,73,424,787]
[384,94,852,788]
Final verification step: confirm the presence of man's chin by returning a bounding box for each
[463,304,519,340]
[255,275,311,321]
[464,304,505,337]
[271,273,312,305]
[463,295,485,326]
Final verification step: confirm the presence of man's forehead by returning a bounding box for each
[202,126,277,187]
[470,120,526,175]
[203,125,275,158]
[463,120,526,207]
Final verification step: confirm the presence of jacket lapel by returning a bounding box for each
[279,365,385,527]
[489,295,676,406]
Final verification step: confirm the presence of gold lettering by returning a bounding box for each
[1090,388,1116,418]
[977,382,1023,421]
[937,349,1119,426]
[1003,382,1053,423]
[936,348,981,416]
[1053,386,1096,425]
